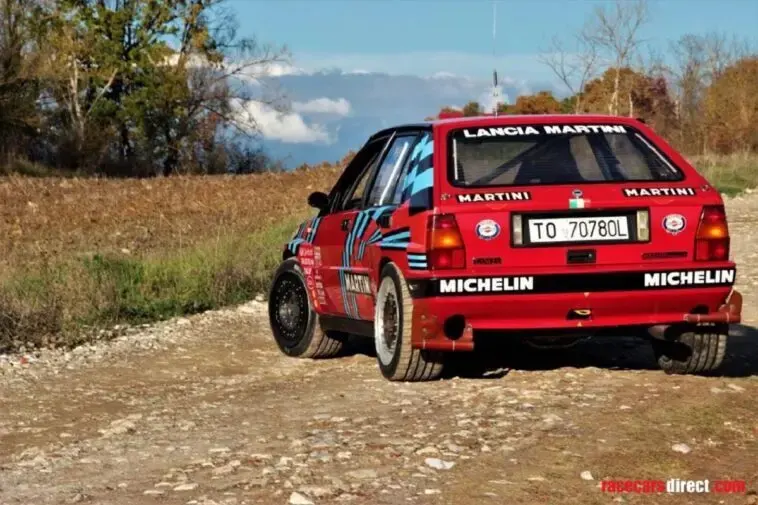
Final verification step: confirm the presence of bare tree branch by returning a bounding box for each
[585,0,650,115]
[538,29,599,112]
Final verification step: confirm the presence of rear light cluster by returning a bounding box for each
[427,214,465,270]
[695,205,730,261]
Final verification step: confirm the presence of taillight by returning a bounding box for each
[427,214,465,270]
[695,205,730,261]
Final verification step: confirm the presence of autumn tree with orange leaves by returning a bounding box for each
[429,0,757,158]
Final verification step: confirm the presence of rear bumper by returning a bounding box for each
[406,268,741,351]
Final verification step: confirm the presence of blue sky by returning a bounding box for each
[231,0,758,80]
[226,0,758,166]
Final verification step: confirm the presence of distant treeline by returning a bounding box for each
[430,1,758,157]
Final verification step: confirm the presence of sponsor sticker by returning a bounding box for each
[623,187,696,197]
[476,219,500,240]
[643,269,734,287]
[428,268,735,296]
[662,214,687,235]
[345,273,371,295]
[457,191,531,203]
[439,276,535,294]
[569,198,590,209]
[461,124,627,138]
[472,257,502,265]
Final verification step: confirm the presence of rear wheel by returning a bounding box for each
[651,324,727,374]
[268,259,344,358]
[374,263,444,381]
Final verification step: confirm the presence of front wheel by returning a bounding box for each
[374,263,444,381]
[651,325,728,374]
[268,259,344,358]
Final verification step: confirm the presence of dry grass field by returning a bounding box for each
[0,167,341,351]
[0,154,755,352]
[0,167,341,267]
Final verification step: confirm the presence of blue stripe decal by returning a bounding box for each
[379,241,410,250]
[367,229,383,244]
[380,230,411,243]
[307,217,321,242]
[410,168,433,195]
[402,135,430,192]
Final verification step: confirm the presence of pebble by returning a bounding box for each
[173,482,198,491]
[580,471,594,481]
[345,469,378,480]
[424,458,455,470]
[671,443,692,454]
[288,492,314,505]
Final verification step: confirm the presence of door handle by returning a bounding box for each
[341,218,351,231]
[377,213,391,229]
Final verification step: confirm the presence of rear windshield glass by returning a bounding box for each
[448,124,684,187]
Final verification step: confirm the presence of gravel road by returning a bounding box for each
[2,194,757,505]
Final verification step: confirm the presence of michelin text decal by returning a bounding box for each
[624,187,696,197]
[462,124,627,138]
[643,269,735,288]
[425,268,735,297]
[440,277,535,294]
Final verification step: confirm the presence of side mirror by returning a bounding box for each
[307,191,329,211]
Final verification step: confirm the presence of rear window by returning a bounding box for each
[448,124,684,187]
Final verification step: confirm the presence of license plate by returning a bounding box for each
[526,216,630,244]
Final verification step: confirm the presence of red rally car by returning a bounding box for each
[267,114,742,382]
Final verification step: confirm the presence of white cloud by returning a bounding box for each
[478,84,510,113]
[230,99,332,144]
[292,51,551,82]
[237,62,306,86]
[292,97,351,116]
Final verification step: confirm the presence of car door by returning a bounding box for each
[344,131,423,320]
[312,135,390,317]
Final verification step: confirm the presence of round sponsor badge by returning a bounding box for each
[476,219,500,240]
[662,214,686,235]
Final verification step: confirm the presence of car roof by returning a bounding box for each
[368,114,647,141]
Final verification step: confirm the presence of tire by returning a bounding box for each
[374,262,444,381]
[268,258,344,359]
[651,325,727,374]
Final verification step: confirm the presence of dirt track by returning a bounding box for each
[2,195,758,505]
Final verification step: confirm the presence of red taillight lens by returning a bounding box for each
[695,206,730,261]
[427,214,465,270]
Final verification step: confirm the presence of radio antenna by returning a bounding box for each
[491,0,500,116]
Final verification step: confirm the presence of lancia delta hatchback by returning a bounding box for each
[268,114,741,381]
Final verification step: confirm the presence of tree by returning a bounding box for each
[539,29,599,113]
[665,32,749,153]
[703,56,758,153]
[32,0,288,175]
[462,101,482,117]
[0,0,41,162]
[584,0,650,115]
[580,67,676,131]
[508,91,562,115]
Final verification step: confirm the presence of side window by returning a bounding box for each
[342,152,379,210]
[390,135,424,204]
[366,135,417,207]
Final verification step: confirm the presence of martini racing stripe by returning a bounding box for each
[407,253,428,270]
[408,268,736,297]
